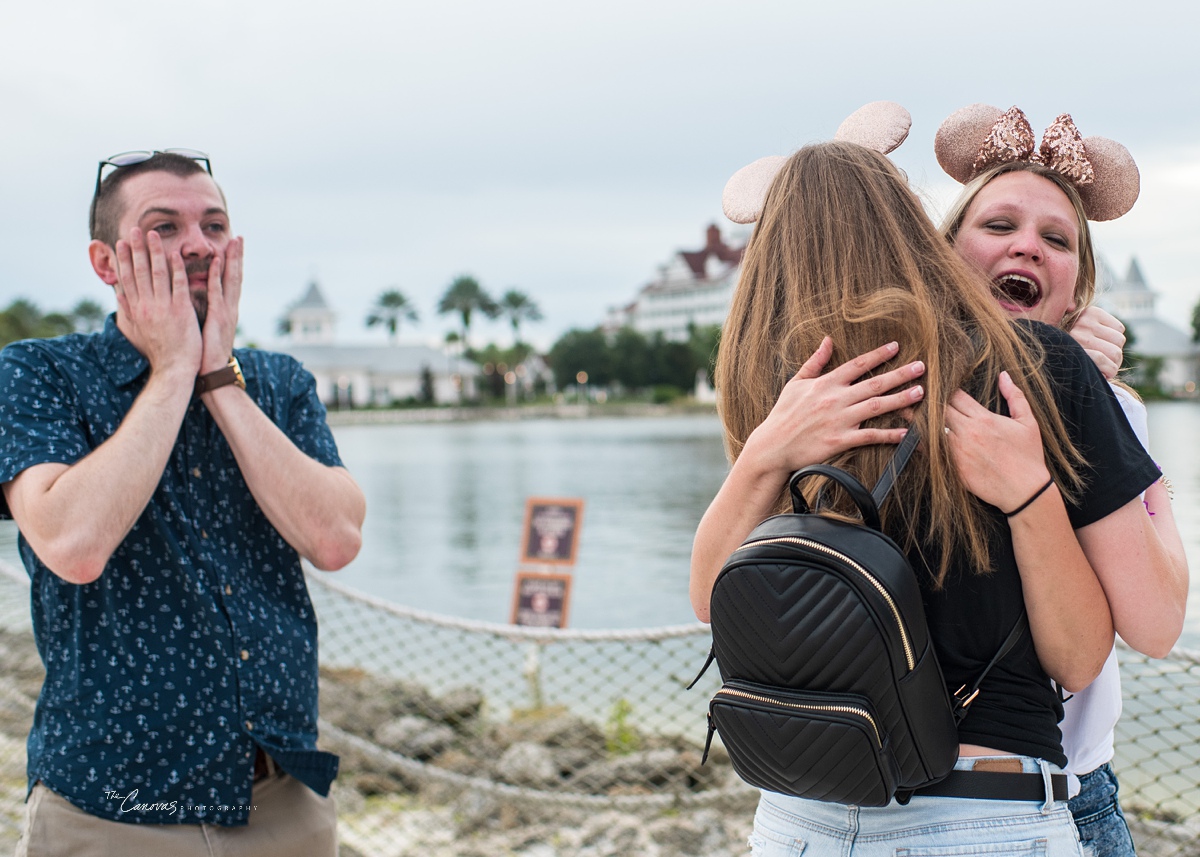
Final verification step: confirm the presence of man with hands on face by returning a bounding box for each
[0,151,365,857]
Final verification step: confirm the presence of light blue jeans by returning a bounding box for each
[750,756,1085,857]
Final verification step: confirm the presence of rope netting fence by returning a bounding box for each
[1,561,1198,856]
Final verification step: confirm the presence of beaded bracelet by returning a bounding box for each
[1004,477,1055,518]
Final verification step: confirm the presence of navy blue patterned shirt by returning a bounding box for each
[0,316,341,826]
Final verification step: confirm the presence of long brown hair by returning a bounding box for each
[716,141,1086,586]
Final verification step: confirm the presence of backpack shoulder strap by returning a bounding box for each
[863,426,1028,727]
[871,426,921,508]
[952,612,1029,723]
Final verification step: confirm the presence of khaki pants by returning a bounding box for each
[15,774,337,857]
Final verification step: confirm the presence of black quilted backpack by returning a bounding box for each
[692,429,1026,807]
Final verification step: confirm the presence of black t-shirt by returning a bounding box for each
[912,322,1159,767]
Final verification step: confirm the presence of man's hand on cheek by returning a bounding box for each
[199,237,243,375]
[114,229,203,379]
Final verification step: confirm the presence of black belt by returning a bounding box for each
[916,770,1069,802]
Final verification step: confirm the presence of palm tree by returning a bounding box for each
[437,275,498,347]
[366,289,419,344]
[498,289,543,343]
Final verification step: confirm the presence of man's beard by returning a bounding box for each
[186,258,211,327]
[191,292,208,327]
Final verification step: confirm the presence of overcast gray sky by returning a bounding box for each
[3,0,1197,350]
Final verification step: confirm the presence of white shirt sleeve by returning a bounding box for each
[1109,383,1150,452]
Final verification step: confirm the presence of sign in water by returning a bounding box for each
[519,497,585,566]
[510,571,573,628]
[511,496,585,628]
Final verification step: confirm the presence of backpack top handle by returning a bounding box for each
[787,427,922,531]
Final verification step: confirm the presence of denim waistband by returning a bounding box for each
[954,753,1064,776]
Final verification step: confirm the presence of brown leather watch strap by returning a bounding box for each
[194,357,246,396]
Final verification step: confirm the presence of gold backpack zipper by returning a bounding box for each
[732,536,915,671]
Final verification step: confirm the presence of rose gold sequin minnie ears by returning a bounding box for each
[934,104,1140,222]
[722,101,912,224]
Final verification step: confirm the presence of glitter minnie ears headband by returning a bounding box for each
[934,104,1139,222]
[722,101,912,224]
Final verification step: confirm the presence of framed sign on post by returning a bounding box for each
[510,497,584,628]
[518,497,585,567]
[510,571,573,628]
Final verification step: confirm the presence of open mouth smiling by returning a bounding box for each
[992,274,1041,309]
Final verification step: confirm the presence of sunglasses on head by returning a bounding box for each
[94,148,212,197]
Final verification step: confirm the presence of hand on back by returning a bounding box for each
[740,337,925,476]
[945,371,1052,513]
[1070,306,1126,380]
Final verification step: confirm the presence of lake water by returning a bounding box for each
[2,403,1199,646]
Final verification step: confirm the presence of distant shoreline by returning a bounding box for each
[300,397,1200,429]
[324,401,719,427]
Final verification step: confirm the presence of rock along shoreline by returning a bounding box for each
[0,626,756,856]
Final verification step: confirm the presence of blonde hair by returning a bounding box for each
[940,161,1096,331]
[716,142,1086,587]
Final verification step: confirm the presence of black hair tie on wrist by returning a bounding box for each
[1005,477,1055,518]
